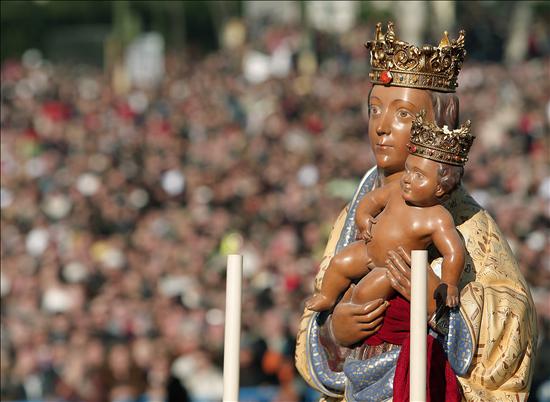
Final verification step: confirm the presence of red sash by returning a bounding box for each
[365,295,461,402]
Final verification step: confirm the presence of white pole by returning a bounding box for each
[223,254,243,402]
[410,250,428,402]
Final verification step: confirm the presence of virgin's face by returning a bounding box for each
[367,85,435,176]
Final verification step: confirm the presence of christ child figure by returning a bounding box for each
[306,111,474,312]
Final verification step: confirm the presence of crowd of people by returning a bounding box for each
[1,21,549,402]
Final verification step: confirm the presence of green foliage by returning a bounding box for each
[0,0,242,61]
[1,0,111,60]
[357,1,394,24]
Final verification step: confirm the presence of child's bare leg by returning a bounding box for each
[307,241,374,311]
[351,268,394,305]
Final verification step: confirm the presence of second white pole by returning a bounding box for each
[223,254,243,402]
[410,250,428,402]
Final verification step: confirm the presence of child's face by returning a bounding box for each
[400,155,445,207]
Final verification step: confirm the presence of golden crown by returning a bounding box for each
[408,111,474,166]
[365,22,466,93]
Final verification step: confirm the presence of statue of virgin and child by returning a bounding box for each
[295,22,538,402]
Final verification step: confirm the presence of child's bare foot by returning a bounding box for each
[305,293,335,312]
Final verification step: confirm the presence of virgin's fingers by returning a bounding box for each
[362,323,384,335]
[357,301,388,323]
[386,268,407,293]
[385,259,403,285]
[388,251,411,278]
[397,246,412,265]
[386,272,401,291]
[387,258,411,289]
[356,298,384,314]
[388,268,411,300]
[346,303,373,317]
[385,260,397,281]
[345,299,383,317]
[357,315,384,330]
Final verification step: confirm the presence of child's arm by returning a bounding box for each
[355,184,393,239]
[431,210,465,307]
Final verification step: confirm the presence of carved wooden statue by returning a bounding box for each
[306,112,474,313]
[295,22,538,402]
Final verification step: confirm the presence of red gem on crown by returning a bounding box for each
[380,70,393,84]
[408,144,417,152]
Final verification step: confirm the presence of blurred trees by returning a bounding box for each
[0,0,230,63]
[1,1,112,61]
[1,1,549,64]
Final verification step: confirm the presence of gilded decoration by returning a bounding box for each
[408,110,474,166]
[365,22,466,93]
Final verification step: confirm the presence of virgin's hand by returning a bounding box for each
[385,248,412,300]
[385,247,440,314]
[330,284,388,347]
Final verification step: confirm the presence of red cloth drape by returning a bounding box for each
[363,294,462,401]
[365,295,411,346]
[393,335,461,402]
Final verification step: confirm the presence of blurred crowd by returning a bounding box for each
[1,22,549,402]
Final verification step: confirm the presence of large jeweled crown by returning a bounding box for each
[365,22,466,93]
[408,111,474,166]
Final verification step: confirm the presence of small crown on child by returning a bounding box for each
[407,110,474,166]
[364,22,466,93]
